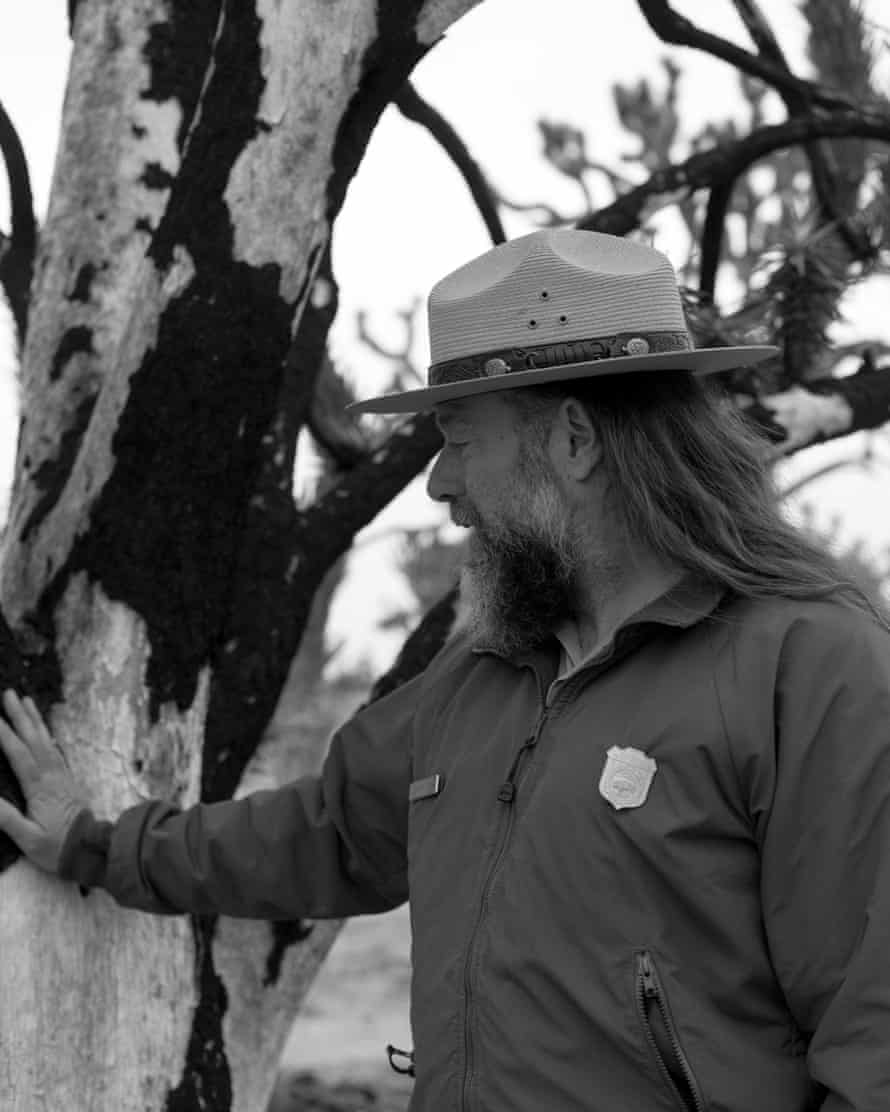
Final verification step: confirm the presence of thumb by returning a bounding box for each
[0,795,39,857]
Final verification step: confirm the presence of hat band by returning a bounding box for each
[429,330,692,387]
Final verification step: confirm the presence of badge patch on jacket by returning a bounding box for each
[598,746,657,810]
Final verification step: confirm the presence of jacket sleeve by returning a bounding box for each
[749,604,890,1111]
[58,670,421,920]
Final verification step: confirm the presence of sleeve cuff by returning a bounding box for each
[58,807,113,890]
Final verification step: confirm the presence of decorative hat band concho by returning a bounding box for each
[428,330,692,387]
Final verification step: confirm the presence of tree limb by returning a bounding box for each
[356,300,424,388]
[495,193,568,226]
[307,384,369,471]
[731,0,786,60]
[293,412,443,575]
[0,98,36,345]
[730,0,870,258]
[636,0,856,111]
[363,584,459,707]
[696,1,853,295]
[395,82,506,244]
[698,180,734,303]
[642,0,875,300]
[581,109,890,236]
[755,362,890,459]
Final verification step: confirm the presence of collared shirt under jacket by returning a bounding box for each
[60,578,890,1112]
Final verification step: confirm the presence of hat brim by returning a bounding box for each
[347,346,780,414]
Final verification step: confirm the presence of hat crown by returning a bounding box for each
[428,229,687,366]
[346,228,777,414]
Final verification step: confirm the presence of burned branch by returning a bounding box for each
[307,356,370,471]
[750,361,890,458]
[363,584,460,706]
[395,82,506,245]
[0,98,36,345]
[698,180,734,304]
[582,109,890,237]
[732,0,871,255]
[636,0,856,111]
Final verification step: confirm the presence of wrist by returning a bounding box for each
[57,807,113,887]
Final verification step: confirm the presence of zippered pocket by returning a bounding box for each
[635,950,707,1112]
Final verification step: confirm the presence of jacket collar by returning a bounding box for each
[471,573,729,674]
[618,572,728,631]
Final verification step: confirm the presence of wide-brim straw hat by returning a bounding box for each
[348,229,777,415]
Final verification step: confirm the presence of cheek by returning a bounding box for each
[465,476,521,528]
[464,470,497,509]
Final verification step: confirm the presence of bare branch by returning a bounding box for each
[363,584,459,707]
[757,363,890,459]
[0,98,36,345]
[636,0,857,110]
[495,193,570,225]
[395,82,506,245]
[307,357,370,470]
[734,0,871,254]
[294,411,442,571]
[832,340,890,365]
[698,180,734,302]
[731,0,787,60]
[581,109,890,237]
[356,300,424,388]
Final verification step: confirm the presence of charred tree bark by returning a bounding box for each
[0,2,480,1110]
[0,99,36,347]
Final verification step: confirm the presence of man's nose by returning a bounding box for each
[426,445,463,503]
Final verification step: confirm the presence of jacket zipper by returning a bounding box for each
[636,951,706,1112]
[460,711,548,1112]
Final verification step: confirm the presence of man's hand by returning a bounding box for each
[0,690,89,873]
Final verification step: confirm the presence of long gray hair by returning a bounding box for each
[508,370,890,631]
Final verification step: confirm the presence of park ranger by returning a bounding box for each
[1,229,889,1112]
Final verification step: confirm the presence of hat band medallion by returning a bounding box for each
[429,330,691,388]
[483,357,510,377]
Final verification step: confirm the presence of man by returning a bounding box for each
[1,229,889,1111]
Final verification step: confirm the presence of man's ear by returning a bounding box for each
[555,397,602,480]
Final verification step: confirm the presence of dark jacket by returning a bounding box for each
[61,578,890,1111]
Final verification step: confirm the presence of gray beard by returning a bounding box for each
[458,522,579,658]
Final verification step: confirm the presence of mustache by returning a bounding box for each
[450,500,481,529]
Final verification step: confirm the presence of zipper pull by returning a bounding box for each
[386,1044,415,1077]
[639,953,659,999]
[497,781,516,803]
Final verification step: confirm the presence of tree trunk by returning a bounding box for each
[0,1,478,1109]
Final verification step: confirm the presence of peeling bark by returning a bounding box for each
[0,1,479,1109]
[6,0,210,561]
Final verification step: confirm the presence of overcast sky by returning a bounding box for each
[1,0,889,672]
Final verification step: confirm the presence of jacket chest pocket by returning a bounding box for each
[635,950,708,1112]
